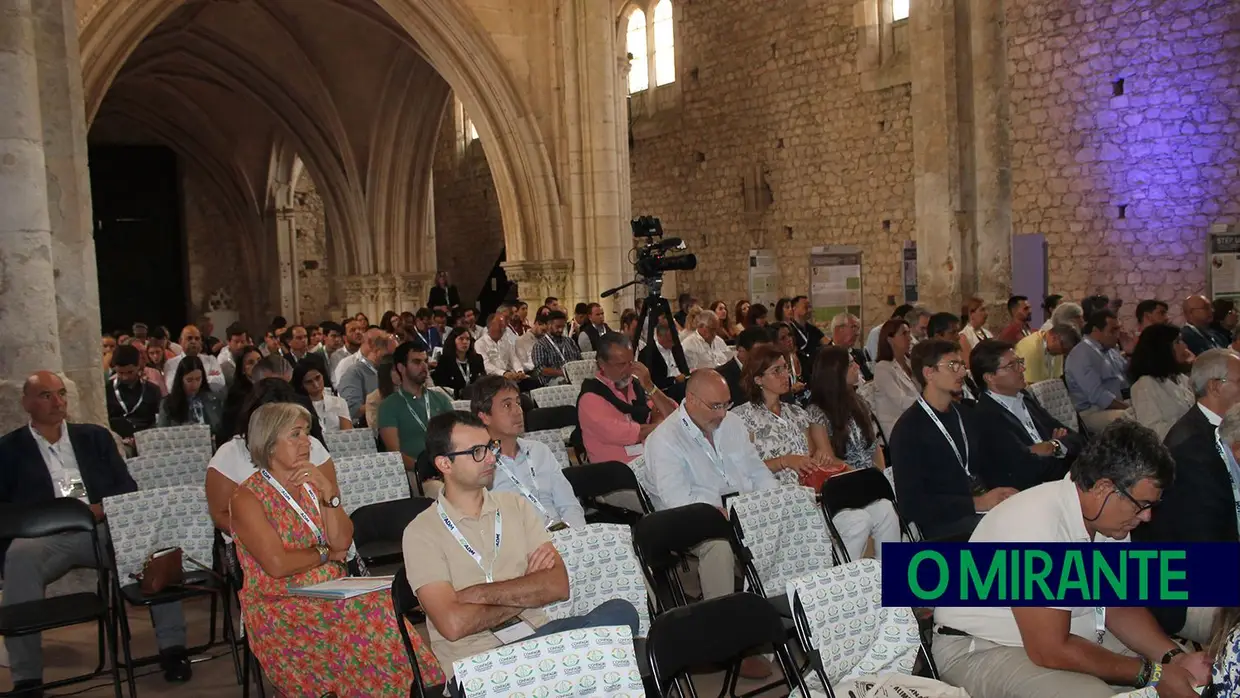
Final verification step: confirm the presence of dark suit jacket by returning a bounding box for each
[1132,404,1238,635]
[716,358,746,407]
[431,354,486,399]
[0,423,138,568]
[427,284,460,310]
[973,391,1082,491]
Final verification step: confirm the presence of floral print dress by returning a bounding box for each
[233,473,443,696]
[1213,625,1240,696]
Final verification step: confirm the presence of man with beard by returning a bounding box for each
[997,295,1034,343]
[163,324,225,393]
[105,345,162,439]
[331,319,368,386]
[530,310,581,386]
[378,340,454,471]
[578,333,678,465]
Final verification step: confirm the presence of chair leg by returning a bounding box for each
[115,597,138,698]
[207,590,218,646]
[222,590,243,683]
[94,617,107,674]
[106,606,125,698]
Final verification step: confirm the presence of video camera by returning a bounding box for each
[631,216,697,279]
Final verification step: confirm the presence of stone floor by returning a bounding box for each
[1,597,791,697]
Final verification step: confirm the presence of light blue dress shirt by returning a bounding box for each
[1064,337,1129,411]
[489,437,586,528]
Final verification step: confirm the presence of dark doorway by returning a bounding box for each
[88,145,186,335]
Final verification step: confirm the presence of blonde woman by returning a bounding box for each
[959,296,993,366]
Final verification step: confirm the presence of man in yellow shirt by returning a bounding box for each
[1016,323,1081,384]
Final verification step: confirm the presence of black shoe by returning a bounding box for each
[9,679,44,697]
[158,646,192,683]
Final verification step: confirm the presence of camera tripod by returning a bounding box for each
[602,277,690,393]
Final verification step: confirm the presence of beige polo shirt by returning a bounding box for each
[935,475,1126,647]
[402,489,552,681]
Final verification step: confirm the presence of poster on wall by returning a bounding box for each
[809,246,863,328]
[748,249,779,309]
[902,241,918,304]
[1210,225,1240,303]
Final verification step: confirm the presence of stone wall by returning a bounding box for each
[1008,0,1240,325]
[629,0,916,330]
[294,169,331,322]
[432,102,506,312]
[182,165,254,328]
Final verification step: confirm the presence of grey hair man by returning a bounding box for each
[903,307,932,342]
[1048,301,1085,330]
[681,309,732,370]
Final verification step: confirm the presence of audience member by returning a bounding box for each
[569,302,590,341]
[1214,298,1239,346]
[476,313,530,386]
[710,301,734,342]
[403,411,640,694]
[260,326,284,359]
[969,339,1082,490]
[997,295,1033,343]
[1209,608,1240,694]
[379,311,401,338]
[905,306,931,345]
[432,327,486,399]
[162,325,225,393]
[829,312,874,381]
[745,302,769,329]
[405,307,439,352]
[427,270,460,312]
[733,300,751,334]
[674,293,693,327]
[292,356,351,431]
[806,347,885,465]
[106,344,162,439]
[576,302,611,352]
[509,301,530,337]
[472,376,584,529]
[378,340,453,473]
[958,296,993,365]
[788,295,826,363]
[218,322,250,387]
[531,310,581,386]
[283,324,312,363]
[1182,294,1232,356]
[231,402,442,694]
[1039,294,1064,331]
[889,339,1017,540]
[1128,323,1195,439]
[0,372,191,688]
[1015,322,1080,385]
[680,310,733,370]
[770,322,810,403]
[1133,348,1240,643]
[870,318,920,438]
[220,346,263,441]
[934,421,1209,698]
[366,356,397,433]
[338,328,394,423]
[717,327,774,407]
[1135,299,1170,332]
[1065,309,1131,433]
[619,308,639,340]
[641,320,690,401]
[578,332,678,464]
[157,355,224,437]
[863,304,915,361]
[460,308,483,342]
[514,310,546,376]
[926,311,961,341]
[1080,294,1111,319]
[543,296,562,314]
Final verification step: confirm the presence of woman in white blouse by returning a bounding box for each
[1128,322,1195,439]
[292,357,352,430]
[870,318,921,438]
[959,296,993,366]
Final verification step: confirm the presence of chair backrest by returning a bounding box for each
[324,428,379,458]
[819,468,915,556]
[333,452,410,515]
[525,405,577,432]
[451,399,472,412]
[787,559,922,687]
[523,429,571,469]
[543,524,651,637]
[729,485,836,597]
[133,424,212,457]
[353,497,433,551]
[633,503,738,610]
[103,484,214,581]
[530,384,578,409]
[580,351,597,362]
[1028,379,1079,432]
[125,447,213,491]
[564,359,595,385]
[561,461,651,512]
[453,625,644,697]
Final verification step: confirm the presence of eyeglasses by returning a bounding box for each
[689,393,732,412]
[998,358,1027,372]
[936,360,966,373]
[444,439,501,463]
[763,364,789,377]
[1115,484,1158,513]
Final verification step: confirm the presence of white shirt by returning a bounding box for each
[515,332,539,373]
[864,324,883,361]
[217,346,235,370]
[680,331,734,371]
[644,404,779,511]
[476,333,521,376]
[208,435,331,485]
[1201,402,1224,428]
[489,438,587,528]
[313,394,351,430]
[332,350,362,386]
[164,352,226,393]
[468,325,485,341]
[934,475,1125,647]
[30,422,83,498]
[988,391,1043,443]
[960,324,993,350]
[657,343,683,378]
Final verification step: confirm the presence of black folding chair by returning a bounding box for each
[524,405,577,432]
[352,497,434,572]
[391,567,445,698]
[632,504,746,614]
[216,533,266,698]
[561,460,653,525]
[0,499,122,697]
[647,592,808,698]
[819,467,916,563]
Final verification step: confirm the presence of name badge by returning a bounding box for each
[493,617,537,644]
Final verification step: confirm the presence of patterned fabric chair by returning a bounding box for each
[729,485,837,600]
[125,447,213,491]
[543,524,651,637]
[786,559,928,695]
[580,351,597,362]
[451,399,472,412]
[452,625,644,697]
[333,453,409,515]
[523,429,572,469]
[1111,689,1158,698]
[103,484,216,586]
[133,424,212,457]
[1028,379,1079,432]
[564,359,595,385]
[531,384,579,409]
[323,428,378,458]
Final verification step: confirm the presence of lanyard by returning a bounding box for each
[498,451,553,523]
[1213,433,1240,536]
[438,503,502,583]
[111,377,144,417]
[1094,607,1106,644]
[681,412,733,488]
[260,469,326,546]
[400,389,430,431]
[542,336,566,363]
[189,398,205,425]
[457,360,472,384]
[415,327,429,347]
[792,323,809,347]
[918,399,970,476]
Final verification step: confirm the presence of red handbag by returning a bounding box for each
[798,461,849,492]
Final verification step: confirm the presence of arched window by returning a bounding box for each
[652,0,675,87]
[893,0,909,21]
[626,9,648,94]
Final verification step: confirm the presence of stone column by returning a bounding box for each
[0,0,65,433]
[503,259,574,309]
[274,206,298,321]
[968,0,1013,314]
[33,0,104,425]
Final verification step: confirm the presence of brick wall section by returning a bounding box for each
[183,165,252,325]
[1008,0,1239,324]
[294,169,331,322]
[628,0,916,330]
[432,110,505,311]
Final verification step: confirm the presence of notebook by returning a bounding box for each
[290,576,392,600]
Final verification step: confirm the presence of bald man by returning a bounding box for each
[162,324,225,394]
[1181,295,1232,356]
[0,372,192,689]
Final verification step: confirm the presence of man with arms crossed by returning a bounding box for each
[403,412,639,695]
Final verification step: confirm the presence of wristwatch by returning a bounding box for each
[316,545,329,564]
[1160,647,1184,665]
[325,494,341,508]
[1051,439,1066,458]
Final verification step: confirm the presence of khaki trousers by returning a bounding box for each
[692,539,736,600]
[932,632,1137,698]
[1080,408,1128,434]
